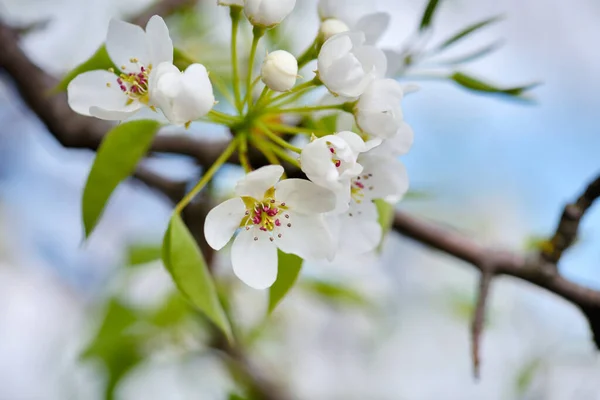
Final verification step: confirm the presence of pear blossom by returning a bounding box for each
[354,78,404,139]
[368,121,415,158]
[261,50,298,92]
[149,62,215,126]
[300,131,366,211]
[329,153,409,257]
[319,19,350,42]
[317,31,387,98]
[318,0,390,45]
[244,0,297,28]
[204,166,336,289]
[217,0,244,6]
[67,16,174,121]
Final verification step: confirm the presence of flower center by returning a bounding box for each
[351,173,374,204]
[108,59,152,105]
[241,195,292,242]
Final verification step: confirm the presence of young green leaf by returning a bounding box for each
[436,16,503,50]
[268,250,303,313]
[434,41,504,66]
[82,120,162,238]
[375,199,395,252]
[451,72,539,97]
[126,243,163,266]
[302,279,370,308]
[162,213,233,342]
[55,45,117,92]
[419,0,441,31]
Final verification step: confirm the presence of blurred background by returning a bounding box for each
[1,0,600,399]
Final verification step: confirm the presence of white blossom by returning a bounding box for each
[261,50,298,92]
[318,0,390,44]
[149,62,215,126]
[317,31,387,98]
[355,78,404,139]
[67,16,173,121]
[244,0,297,28]
[329,153,409,257]
[300,131,367,212]
[204,166,336,289]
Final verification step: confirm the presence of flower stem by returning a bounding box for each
[263,103,346,115]
[245,27,265,110]
[257,122,302,153]
[250,136,283,173]
[175,138,239,214]
[265,123,327,136]
[270,145,301,168]
[239,134,252,173]
[267,78,320,106]
[296,40,318,69]
[230,8,243,113]
[253,86,270,111]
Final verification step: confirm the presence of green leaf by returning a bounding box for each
[82,300,144,400]
[268,250,303,313]
[515,358,542,394]
[162,213,233,341]
[173,47,196,70]
[450,72,540,97]
[302,279,370,308]
[435,41,503,66]
[419,0,441,31]
[126,243,162,266]
[82,120,161,238]
[150,292,191,327]
[437,16,503,50]
[375,199,395,252]
[55,45,117,92]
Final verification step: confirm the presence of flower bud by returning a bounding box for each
[217,0,244,6]
[150,62,215,126]
[261,50,298,92]
[244,0,296,28]
[319,19,350,42]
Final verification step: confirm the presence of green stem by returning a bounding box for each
[267,78,319,106]
[265,123,326,136]
[270,145,301,168]
[239,134,252,173]
[209,110,239,125]
[230,8,243,113]
[253,86,271,111]
[263,103,346,115]
[174,138,239,214]
[245,27,265,109]
[257,122,302,153]
[250,136,283,172]
[296,40,318,69]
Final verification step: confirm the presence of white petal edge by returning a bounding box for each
[67,70,137,117]
[276,212,335,261]
[275,179,336,214]
[235,165,284,199]
[145,15,174,66]
[204,197,246,251]
[106,19,150,71]
[231,228,278,290]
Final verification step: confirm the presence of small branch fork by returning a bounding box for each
[2,3,600,391]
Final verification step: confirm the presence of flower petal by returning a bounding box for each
[355,12,390,44]
[231,228,278,289]
[145,15,173,66]
[275,179,336,214]
[359,154,409,201]
[67,70,140,118]
[335,201,382,256]
[276,212,335,261]
[336,131,366,154]
[106,18,150,71]
[235,165,284,199]
[204,197,246,251]
[89,106,141,121]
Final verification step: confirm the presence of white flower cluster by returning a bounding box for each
[66,0,414,290]
[67,16,215,126]
[205,0,414,289]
